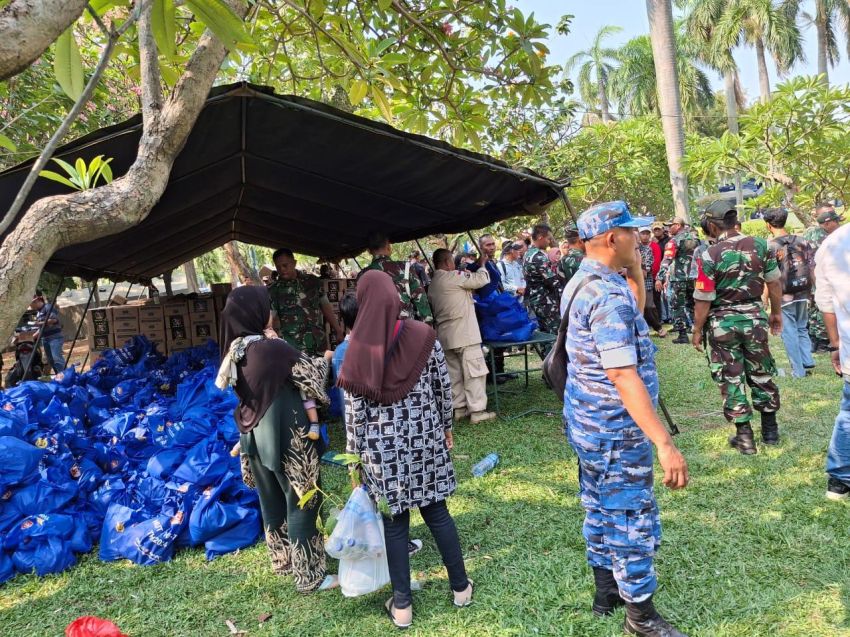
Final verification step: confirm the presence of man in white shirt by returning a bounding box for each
[814,222,850,500]
[427,248,496,424]
[498,241,526,298]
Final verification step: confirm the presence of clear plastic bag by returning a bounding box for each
[339,515,390,597]
[326,485,385,560]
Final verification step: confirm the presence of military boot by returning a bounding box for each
[760,411,779,445]
[624,597,688,637]
[672,330,689,344]
[591,567,624,617]
[728,423,758,455]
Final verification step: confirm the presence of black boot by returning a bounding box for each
[672,330,689,344]
[728,423,758,455]
[624,597,687,637]
[760,411,779,445]
[591,567,624,617]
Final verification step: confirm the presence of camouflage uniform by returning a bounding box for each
[804,225,828,348]
[562,257,661,603]
[557,248,584,286]
[268,272,328,356]
[694,231,781,423]
[657,229,700,332]
[523,246,562,334]
[358,255,433,323]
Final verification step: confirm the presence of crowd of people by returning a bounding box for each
[216,198,847,636]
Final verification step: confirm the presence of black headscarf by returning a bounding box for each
[219,285,301,433]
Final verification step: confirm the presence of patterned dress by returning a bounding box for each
[344,341,456,516]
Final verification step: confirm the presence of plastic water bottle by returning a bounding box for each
[471,453,500,478]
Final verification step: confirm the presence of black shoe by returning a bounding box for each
[624,598,687,636]
[495,376,509,385]
[728,423,757,455]
[826,477,850,501]
[760,411,779,445]
[672,331,689,344]
[591,567,624,617]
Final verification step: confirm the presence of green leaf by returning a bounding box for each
[54,28,85,101]
[371,85,394,123]
[348,79,368,106]
[308,0,325,20]
[374,37,397,56]
[378,0,393,10]
[0,133,17,152]
[332,453,361,465]
[152,0,178,59]
[98,161,114,185]
[75,157,88,188]
[39,170,79,190]
[380,53,408,67]
[185,0,253,49]
[88,0,118,14]
[297,487,318,509]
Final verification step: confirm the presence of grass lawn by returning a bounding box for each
[1,336,848,637]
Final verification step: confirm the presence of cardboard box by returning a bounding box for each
[113,332,137,347]
[189,321,216,340]
[111,317,139,333]
[144,330,166,349]
[88,308,109,323]
[88,333,114,350]
[189,311,215,323]
[89,319,111,337]
[191,337,212,347]
[109,306,138,321]
[167,338,192,351]
[139,320,165,335]
[108,294,128,306]
[189,297,215,314]
[166,325,188,342]
[138,306,164,321]
[324,280,343,303]
[166,314,189,330]
[163,300,189,317]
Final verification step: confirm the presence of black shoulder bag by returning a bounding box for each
[542,275,600,400]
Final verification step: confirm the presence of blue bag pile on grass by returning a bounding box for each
[475,290,538,342]
[0,337,261,583]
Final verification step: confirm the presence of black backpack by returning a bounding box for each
[776,235,812,294]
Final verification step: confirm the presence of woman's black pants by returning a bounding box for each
[383,499,469,609]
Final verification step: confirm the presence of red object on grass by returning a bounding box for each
[65,616,128,637]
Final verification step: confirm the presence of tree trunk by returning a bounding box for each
[222,241,260,285]
[754,37,771,102]
[163,270,174,297]
[0,0,248,341]
[0,0,89,81]
[183,260,200,293]
[646,0,689,221]
[724,70,744,207]
[816,0,829,85]
[597,74,611,123]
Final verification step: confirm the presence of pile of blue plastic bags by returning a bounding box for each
[0,337,260,584]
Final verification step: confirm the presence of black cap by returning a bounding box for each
[702,198,737,221]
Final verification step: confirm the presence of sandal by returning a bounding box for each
[384,598,412,629]
[317,574,339,591]
[453,579,474,607]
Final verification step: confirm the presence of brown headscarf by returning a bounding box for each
[219,285,301,433]
[337,270,436,404]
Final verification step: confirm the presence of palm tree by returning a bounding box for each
[611,26,714,120]
[793,0,850,85]
[563,25,622,123]
[712,0,804,101]
[646,0,690,220]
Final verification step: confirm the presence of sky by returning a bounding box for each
[514,0,850,106]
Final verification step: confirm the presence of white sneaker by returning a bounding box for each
[470,411,496,424]
[408,539,423,556]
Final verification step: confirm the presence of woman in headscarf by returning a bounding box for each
[338,270,472,629]
[218,285,336,593]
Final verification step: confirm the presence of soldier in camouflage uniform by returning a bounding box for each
[269,248,343,356]
[557,225,585,285]
[357,232,433,324]
[805,206,844,351]
[523,223,563,336]
[693,200,783,455]
[656,216,700,344]
[564,201,688,637]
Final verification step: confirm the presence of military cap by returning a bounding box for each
[816,208,843,224]
[576,200,653,240]
[702,198,738,221]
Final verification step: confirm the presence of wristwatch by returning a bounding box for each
[826,345,840,352]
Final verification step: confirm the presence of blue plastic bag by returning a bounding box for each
[204,506,261,560]
[5,514,77,576]
[0,436,43,488]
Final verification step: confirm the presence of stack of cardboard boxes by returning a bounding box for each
[85,284,232,363]
[322,278,356,349]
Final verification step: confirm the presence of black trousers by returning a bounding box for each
[383,500,469,609]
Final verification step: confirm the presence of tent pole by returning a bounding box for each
[557,188,579,226]
[24,274,65,380]
[414,238,432,270]
[466,231,479,254]
[81,281,116,370]
[352,257,363,271]
[64,279,97,370]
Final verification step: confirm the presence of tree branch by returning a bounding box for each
[137,0,163,124]
[0,0,89,80]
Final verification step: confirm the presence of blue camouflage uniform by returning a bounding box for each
[561,201,660,603]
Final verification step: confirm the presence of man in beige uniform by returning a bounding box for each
[428,248,496,424]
